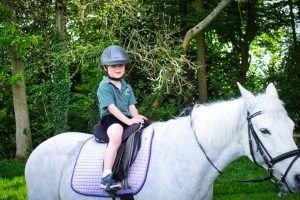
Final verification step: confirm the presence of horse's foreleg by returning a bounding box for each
[196,185,213,200]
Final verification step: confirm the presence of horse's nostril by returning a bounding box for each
[295,174,300,184]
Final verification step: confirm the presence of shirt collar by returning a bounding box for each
[103,76,127,88]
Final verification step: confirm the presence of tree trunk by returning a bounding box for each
[179,0,189,15]
[288,0,297,48]
[3,0,32,159]
[11,57,32,159]
[56,0,67,41]
[238,0,257,85]
[52,0,70,135]
[195,0,207,103]
[183,0,233,51]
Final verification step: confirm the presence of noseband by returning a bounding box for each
[247,111,300,194]
[189,109,300,196]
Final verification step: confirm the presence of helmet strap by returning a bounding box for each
[108,76,122,81]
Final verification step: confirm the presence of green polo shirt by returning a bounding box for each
[97,76,137,118]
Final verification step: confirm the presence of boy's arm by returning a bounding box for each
[129,104,148,122]
[128,104,139,117]
[107,104,146,126]
[107,104,147,126]
[107,104,132,125]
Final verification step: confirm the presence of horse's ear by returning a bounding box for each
[237,82,260,112]
[266,83,279,98]
[237,82,254,100]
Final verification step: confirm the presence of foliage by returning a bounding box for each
[268,43,300,129]
[0,51,15,159]
[27,81,53,147]
[138,94,178,121]
[128,29,197,95]
[0,0,299,158]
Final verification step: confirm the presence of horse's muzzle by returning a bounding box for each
[291,174,300,193]
[295,174,300,184]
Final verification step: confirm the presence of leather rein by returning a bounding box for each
[189,109,300,196]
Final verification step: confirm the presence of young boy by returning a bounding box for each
[97,45,147,190]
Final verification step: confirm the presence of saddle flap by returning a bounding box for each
[113,129,143,181]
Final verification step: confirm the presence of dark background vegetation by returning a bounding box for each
[0,0,299,159]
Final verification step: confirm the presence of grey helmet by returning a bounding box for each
[100,45,130,66]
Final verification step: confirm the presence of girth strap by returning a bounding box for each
[105,190,135,200]
[120,194,135,200]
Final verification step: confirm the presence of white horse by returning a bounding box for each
[25,83,300,200]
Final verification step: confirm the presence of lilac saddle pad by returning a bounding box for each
[71,126,154,197]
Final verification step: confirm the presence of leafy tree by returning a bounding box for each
[0,0,40,159]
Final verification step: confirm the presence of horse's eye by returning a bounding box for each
[260,128,271,135]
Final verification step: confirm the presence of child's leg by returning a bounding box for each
[103,123,123,177]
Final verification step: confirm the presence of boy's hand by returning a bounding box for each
[127,115,148,125]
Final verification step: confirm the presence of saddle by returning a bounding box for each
[72,125,154,200]
[94,121,150,181]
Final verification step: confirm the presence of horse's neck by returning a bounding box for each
[191,99,248,182]
[150,113,246,199]
[173,99,247,172]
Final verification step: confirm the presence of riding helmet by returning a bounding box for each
[100,45,130,66]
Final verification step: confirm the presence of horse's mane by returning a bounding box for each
[190,93,288,148]
[191,98,244,149]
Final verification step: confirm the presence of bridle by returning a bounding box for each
[189,109,300,196]
[247,111,300,194]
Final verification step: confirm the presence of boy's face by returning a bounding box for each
[105,64,126,80]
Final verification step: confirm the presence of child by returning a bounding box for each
[97,45,147,190]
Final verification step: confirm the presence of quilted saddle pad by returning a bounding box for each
[71,126,154,197]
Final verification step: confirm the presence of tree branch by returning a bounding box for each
[183,0,233,51]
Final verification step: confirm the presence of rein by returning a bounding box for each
[189,108,300,196]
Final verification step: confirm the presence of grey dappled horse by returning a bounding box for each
[25,83,300,200]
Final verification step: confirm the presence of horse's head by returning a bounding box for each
[238,83,300,194]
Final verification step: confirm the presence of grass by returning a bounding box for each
[0,160,27,200]
[214,157,300,200]
[0,158,299,199]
